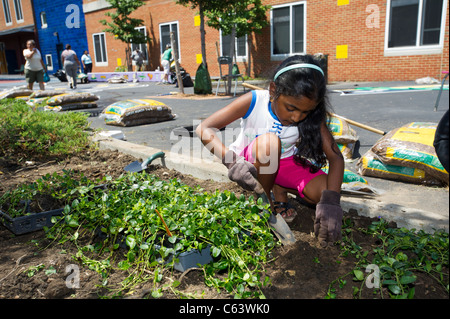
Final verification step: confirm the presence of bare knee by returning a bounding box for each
[253,133,281,175]
[302,174,327,204]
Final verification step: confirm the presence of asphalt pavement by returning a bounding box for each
[1,75,449,233]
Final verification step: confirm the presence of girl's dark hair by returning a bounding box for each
[271,54,331,173]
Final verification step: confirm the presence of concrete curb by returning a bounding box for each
[94,136,448,234]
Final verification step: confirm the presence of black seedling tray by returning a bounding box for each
[0,208,64,235]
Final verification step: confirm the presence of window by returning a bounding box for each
[131,26,148,62]
[221,31,247,61]
[271,2,306,59]
[45,54,53,71]
[13,0,22,22]
[159,22,180,60]
[385,0,447,55]
[40,11,47,28]
[2,0,12,25]
[93,33,107,66]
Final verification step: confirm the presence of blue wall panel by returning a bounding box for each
[33,0,88,74]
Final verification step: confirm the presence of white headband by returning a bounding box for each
[274,63,324,81]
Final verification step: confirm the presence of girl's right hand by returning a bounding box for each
[222,150,264,194]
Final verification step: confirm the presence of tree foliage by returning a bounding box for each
[206,0,270,38]
[100,0,148,45]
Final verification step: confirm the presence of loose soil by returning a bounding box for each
[0,149,448,299]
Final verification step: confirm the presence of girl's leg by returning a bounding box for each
[274,158,327,206]
[301,174,328,205]
[251,133,281,197]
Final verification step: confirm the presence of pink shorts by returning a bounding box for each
[240,139,326,198]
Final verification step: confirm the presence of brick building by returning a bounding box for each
[2,0,449,81]
[82,0,449,82]
[0,0,36,74]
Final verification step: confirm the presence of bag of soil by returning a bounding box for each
[337,143,355,160]
[371,122,448,184]
[321,166,368,184]
[357,150,443,186]
[327,115,359,144]
[100,99,175,127]
[46,93,99,106]
[108,76,127,84]
[0,87,33,100]
[194,64,212,95]
[29,90,66,99]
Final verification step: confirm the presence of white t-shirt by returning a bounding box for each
[229,90,299,159]
[23,49,43,71]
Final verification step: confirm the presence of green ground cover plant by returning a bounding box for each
[0,99,92,161]
[0,170,98,218]
[43,172,276,298]
[327,217,449,299]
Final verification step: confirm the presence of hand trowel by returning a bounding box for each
[259,192,296,246]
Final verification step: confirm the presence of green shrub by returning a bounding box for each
[0,99,92,160]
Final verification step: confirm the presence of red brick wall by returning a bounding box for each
[83,0,449,82]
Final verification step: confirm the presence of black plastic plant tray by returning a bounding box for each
[0,208,64,235]
[155,243,213,272]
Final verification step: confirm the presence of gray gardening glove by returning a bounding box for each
[222,150,264,194]
[314,190,343,245]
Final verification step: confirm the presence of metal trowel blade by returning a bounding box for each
[124,161,145,173]
[267,211,296,245]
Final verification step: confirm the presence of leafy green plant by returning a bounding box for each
[0,170,98,218]
[0,99,92,160]
[328,217,449,299]
[45,172,277,298]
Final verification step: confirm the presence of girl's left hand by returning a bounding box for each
[314,190,343,245]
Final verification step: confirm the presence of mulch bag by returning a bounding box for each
[357,150,443,186]
[327,115,359,144]
[29,90,65,99]
[321,166,368,184]
[370,122,448,184]
[321,166,381,195]
[0,87,33,100]
[46,93,99,106]
[194,64,212,95]
[337,143,355,160]
[108,76,127,84]
[100,99,175,127]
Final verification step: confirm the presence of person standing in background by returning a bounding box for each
[81,50,93,74]
[61,44,81,89]
[131,48,145,71]
[160,44,172,84]
[23,40,46,90]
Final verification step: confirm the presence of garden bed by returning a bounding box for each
[0,149,448,299]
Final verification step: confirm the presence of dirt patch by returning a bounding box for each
[0,149,448,299]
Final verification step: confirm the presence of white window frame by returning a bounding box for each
[45,54,53,71]
[40,11,47,28]
[384,0,448,56]
[270,1,307,61]
[131,26,148,64]
[92,32,108,66]
[2,0,12,26]
[159,21,181,62]
[13,0,23,23]
[220,30,248,62]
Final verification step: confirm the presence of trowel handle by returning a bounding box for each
[142,151,165,168]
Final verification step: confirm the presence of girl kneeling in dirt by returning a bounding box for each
[196,55,345,245]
